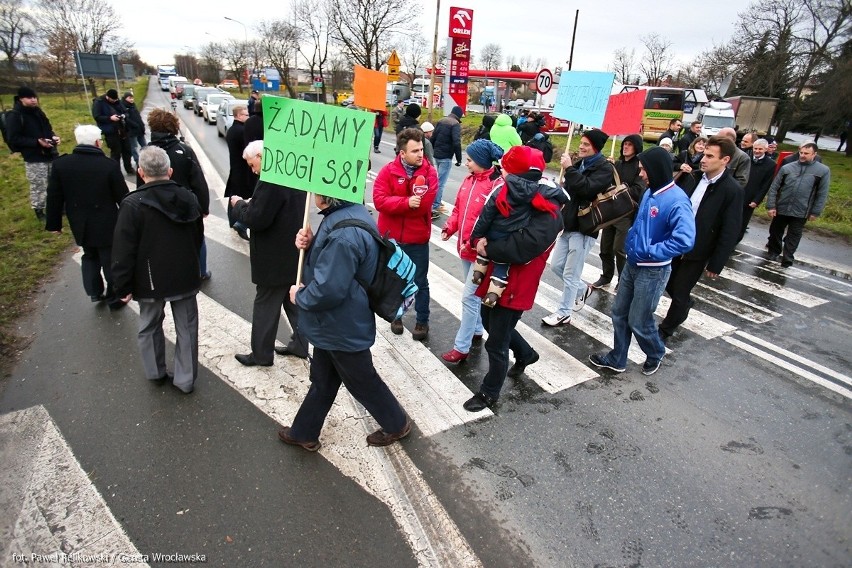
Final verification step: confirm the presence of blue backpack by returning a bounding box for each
[332,219,418,322]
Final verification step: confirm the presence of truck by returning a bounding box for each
[698,101,736,138]
[386,82,411,106]
[724,96,779,135]
[157,64,177,91]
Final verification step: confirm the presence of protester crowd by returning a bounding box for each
[19,84,833,451]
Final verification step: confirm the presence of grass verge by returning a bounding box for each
[0,78,148,364]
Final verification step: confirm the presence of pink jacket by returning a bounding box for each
[442,167,500,261]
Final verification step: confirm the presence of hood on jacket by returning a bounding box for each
[137,180,201,224]
[621,134,644,160]
[149,132,181,149]
[638,146,674,190]
[493,113,513,127]
[481,114,496,129]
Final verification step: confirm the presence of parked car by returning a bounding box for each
[340,95,355,107]
[300,92,326,103]
[192,87,223,116]
[202,92,234,124]
[216,98,249,137]
[217,79,239,90]
[182,84,197,109]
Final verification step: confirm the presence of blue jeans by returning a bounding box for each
[399,243,430,325]
[434,158,453,211]
[129,134,146,164]
[479,305,534,400]
[199,237,208,276]
[550,231,596,316]
[373,126,382,150]
[453,260,485,353]
[603,263,671,368]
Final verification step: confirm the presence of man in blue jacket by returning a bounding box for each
[589,146,695,376]
[278,195,411,451]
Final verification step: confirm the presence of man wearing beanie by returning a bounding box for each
[421,121,436,168]
[121,92,146,168]
[543,128,614,327]
[589,146,695,376]
[395,103,421,134]
[92,88,133,174]
[6,86,61,221]
[430,105,464,219]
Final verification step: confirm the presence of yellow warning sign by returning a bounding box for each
[388,50,401,66]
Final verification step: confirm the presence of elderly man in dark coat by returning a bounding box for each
[231,140,308,366]
[45,124,128,307]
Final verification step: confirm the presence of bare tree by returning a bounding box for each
[518,55,534,71]
[39,27,75,107]
[610,47,638,85]
[638,33,674,86]
[220,39,249,93]
[35,0,128,54]
[200,42,224,85]
[295,0,331,99]
[400,33,429,80]
[257,19,300,98]
[479,43,502,70]
[0,0,34,79]
[326,0,414,69]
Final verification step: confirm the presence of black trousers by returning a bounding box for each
[739,204,757,242]
[289,347,407,441]
[104,133,132,173]
[81,245,113,298]
[598,217,631,282]
[250,284,308,364]
[659,256,706,337]
[767,214,807,261]
[479,305,534,400]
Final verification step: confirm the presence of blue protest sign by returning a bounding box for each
[551,71,615,127]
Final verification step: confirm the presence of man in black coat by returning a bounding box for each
[6,86,60,220]
[92,89,133,174]
[231,140,308,366]
[658,118,683,151]
[224,104,252,240]
[46,124,128,306]
[112,146,204,394]
[739,138,777,241]
[658,135,743,342]
[121,92,146,167]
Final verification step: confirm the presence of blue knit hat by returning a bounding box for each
[466,139,504,169]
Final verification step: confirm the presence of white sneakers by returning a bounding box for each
[541,312,571,327]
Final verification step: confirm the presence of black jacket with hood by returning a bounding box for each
[474,114,496,141]
[6,97,58,162]
[138,132,210,214]
[614,134,646,211]
[122,97,146,138]
[111,180,203,299]
[395,104,422,134]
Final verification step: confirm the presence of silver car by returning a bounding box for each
[202,93,234,124]
[217,99,249,137]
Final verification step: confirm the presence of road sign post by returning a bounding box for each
[536,68,554,95]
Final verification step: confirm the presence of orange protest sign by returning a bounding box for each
[354,65,388,111]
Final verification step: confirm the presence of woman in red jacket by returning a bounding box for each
[440,139,504,363]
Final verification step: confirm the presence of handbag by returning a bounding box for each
[576,168,637,234]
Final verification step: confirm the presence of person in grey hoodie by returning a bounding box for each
[765,142,830,267]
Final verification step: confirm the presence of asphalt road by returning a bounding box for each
[1,78,850,568]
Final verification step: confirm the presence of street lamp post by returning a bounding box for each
[224,16,248,43]
[428,0,440,120]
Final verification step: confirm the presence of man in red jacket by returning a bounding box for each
[373,128,438,340]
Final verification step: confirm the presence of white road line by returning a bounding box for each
[3,406,149,567]
[729,253,852,297]
[693,283,781,323]
[733,249,852,290]
[734,331,852,388]
[722,336,852,401]
[719,268,827,307]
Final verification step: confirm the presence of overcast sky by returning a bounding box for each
[117,0,746,76]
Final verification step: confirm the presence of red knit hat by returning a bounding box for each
[501,145,546,175]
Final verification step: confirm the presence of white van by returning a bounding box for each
[168,76,188,95]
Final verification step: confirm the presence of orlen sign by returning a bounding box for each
[449,7,473,38]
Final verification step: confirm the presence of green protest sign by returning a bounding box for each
[261,96,373,203]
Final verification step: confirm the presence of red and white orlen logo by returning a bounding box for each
[448,7,474,39]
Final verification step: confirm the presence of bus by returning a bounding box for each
[618,86,684,142]
[157,64,177,91]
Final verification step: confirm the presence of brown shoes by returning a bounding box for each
[390,319,404,335]
[412,323,429,341]
[366,417,412,447]
[277,426,322,452]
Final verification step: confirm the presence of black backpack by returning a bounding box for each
[331,219,418,322]
[0,109,23,152]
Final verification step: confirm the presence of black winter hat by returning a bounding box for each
[106,89,119,99]
[583,129,609,153]
[405,103,422,118]
[451,105,464,119]
[123,92,134,99]
[17,86,37,98]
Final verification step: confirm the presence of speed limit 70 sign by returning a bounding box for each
[536,68,553,95]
